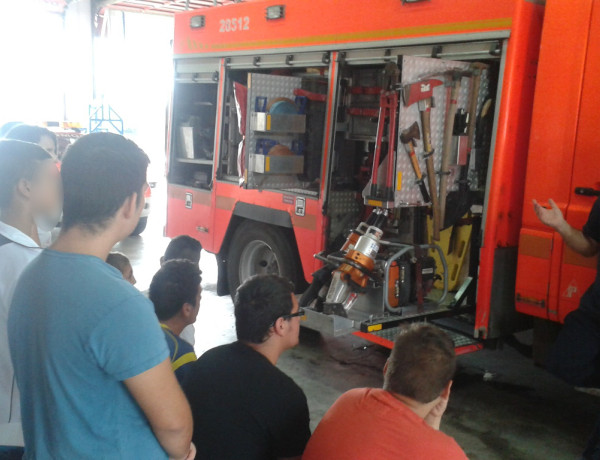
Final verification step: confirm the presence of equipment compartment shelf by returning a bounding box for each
[248,153,304,174]
[250,112,306,133]
[176,158,213,165]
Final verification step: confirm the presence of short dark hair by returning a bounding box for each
[0,140,52,209]
[384,324,456,403]
[5,124,57,150]
[106,252,131,274]
[234,275,295,344]
[150,259,202,321]
[60,133,149,231]
[0,122,22,138]
[163,235,202,262]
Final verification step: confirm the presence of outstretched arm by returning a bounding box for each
[533,199,599,257]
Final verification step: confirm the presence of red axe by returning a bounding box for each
[402,78,444,108]
[402,77,443,240]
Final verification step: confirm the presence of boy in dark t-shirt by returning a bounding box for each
[149,260,202,382]
[182,275,311,460]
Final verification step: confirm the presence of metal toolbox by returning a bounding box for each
[250,112,306,133]
[248,153,304,174]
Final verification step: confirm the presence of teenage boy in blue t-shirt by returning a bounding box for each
[8,133,195,460]
[149,260,202,383]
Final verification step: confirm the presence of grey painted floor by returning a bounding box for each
[116,183,600,460]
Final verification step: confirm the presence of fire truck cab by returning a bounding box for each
[166,0,599,352]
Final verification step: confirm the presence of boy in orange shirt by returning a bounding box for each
[302,324,468,460]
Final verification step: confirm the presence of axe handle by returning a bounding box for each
[439,81,461,227]
[403,142,431,203]
[421,106,434,153]
[465,70,482,157]
[420,108,441,240]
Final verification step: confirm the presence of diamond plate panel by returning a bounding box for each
[328,191,362,214]
[246,73,308,190]
[395,56,490,207]
[370,325,479,348]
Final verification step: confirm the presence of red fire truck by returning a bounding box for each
[165,0,599,354]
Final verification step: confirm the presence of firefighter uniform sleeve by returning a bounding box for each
[582,198,600,244]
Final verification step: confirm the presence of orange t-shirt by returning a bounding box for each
[302,388,468,460]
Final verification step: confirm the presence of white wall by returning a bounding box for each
[63,0,94,124]
[0,0,71,124]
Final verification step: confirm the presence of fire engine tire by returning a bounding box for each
[130,216,148,236]
[227,222,302,296]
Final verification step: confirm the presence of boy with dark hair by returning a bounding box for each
[106,251,136,285]
[182,274,311,460]
[8,133,195,460]
[150,260,202,382]
[161,235,202,266]
[5,124,58,160]
[160,235,202,345]
[0,140,61,457]
[302,324,468,460]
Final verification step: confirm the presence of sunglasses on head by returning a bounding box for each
[282,308,305,320]
[270,308,306,327]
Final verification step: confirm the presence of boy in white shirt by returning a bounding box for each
[0,140,62,456]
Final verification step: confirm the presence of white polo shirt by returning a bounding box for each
[0,221,41,447]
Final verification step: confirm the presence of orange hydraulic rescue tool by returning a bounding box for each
[325,219,387,313]
[366,62,401,208]
[402,77,444,240]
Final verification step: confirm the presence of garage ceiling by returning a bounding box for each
[105,0,237,15]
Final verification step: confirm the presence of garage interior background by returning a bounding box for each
[0,0,219,176]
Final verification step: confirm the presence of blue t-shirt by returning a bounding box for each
[161,324,196,383]
[8,250,169,459]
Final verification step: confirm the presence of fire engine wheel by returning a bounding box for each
[227,222,301,295]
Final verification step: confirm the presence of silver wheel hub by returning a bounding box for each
[239,240,281,282]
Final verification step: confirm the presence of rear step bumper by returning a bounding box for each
[301,302,483,355]
[353,323,483,355]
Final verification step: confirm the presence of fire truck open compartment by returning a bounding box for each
[218,64,329,196]
[297,48,503,352]
[169,80,218,189]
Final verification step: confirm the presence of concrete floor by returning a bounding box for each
[116,183,600,460]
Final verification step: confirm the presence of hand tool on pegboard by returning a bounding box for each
[365,62,401,208]
[399,122,431,204]
[439,69,472,229]
[444,63,488,229]
[402,77,444,239]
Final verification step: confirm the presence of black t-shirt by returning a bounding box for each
[582,198,600,295]
[182,341,311,460]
